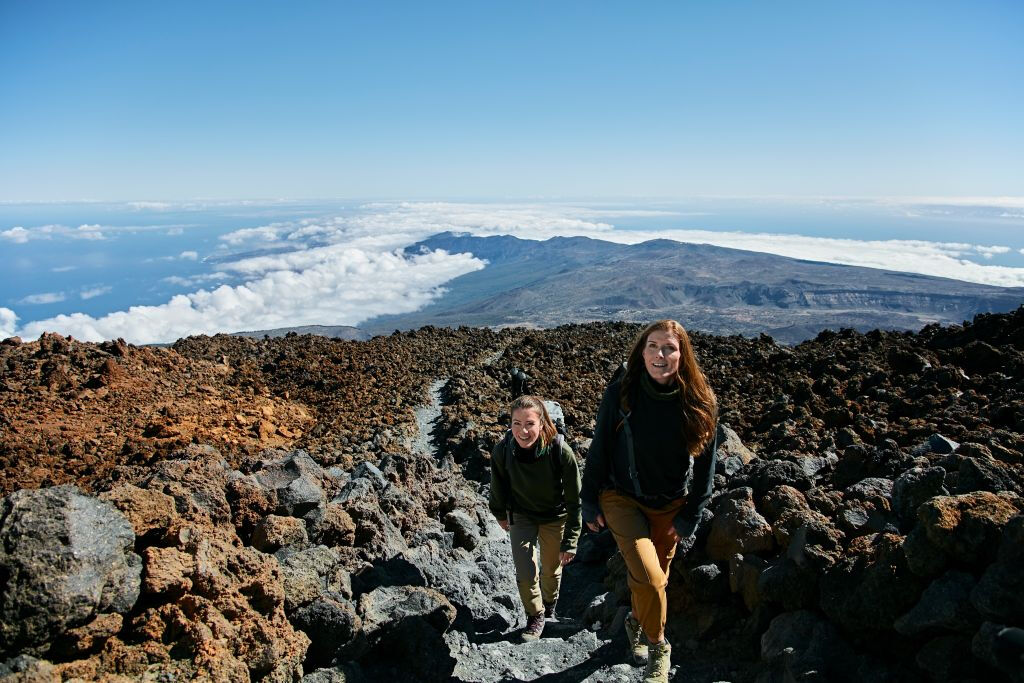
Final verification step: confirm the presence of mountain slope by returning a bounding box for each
[361,232,1024,342]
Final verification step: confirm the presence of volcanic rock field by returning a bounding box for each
[1,309,1023,682]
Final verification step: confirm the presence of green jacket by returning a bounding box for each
[489,433,582,553]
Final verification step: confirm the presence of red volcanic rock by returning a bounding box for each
[100,484,176,536]
[918,491,1024,566]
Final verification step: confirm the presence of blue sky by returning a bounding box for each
[2,3,1023,343]
[2,1,1022,200]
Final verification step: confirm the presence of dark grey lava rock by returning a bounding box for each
[706,487,774,562]
[275,545,352,612]
[0,655,58,682]
[0,486,142,656]
[685,563,730,602]
[715,422,757,477]
[894,570,982,636]
[902,525,949,579]
[973,621,1024,683]
[255,450,326,518]
[912,433,960,456]
[358,585,457,681]
[443,509,481,551]
[971,514,1024,623]
[760,610,855,681]
[351,461,387,491]
[733,458,815,498]
[292,594,364,667]
[958,456,1024,496]
[915,635,978,682]
[892,466,947,530]
[402,519,523,633]
[758,558,819,611]
[820,534,926,635]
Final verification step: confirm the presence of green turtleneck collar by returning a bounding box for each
[640,371,680,400]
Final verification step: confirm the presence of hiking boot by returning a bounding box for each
[642,639,672,683]
[543,602,557,621]
[624,612,648,664]
[521,613,545,641]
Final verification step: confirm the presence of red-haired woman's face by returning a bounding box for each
[511,407,542,448]
[643,329,681,385]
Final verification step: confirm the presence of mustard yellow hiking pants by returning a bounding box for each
[600,489,686,644]
[509,516,565,617]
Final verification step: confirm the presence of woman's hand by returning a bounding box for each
[585,513,605,533]
[498,519,509,531]
[559,551,575,567]
[666,525,680,545]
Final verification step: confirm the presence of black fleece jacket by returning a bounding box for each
[580,373,718,540]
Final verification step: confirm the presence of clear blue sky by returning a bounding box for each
[2,1,1022,201]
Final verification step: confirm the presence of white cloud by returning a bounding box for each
[51,265,78,272]
[212,201,1024,288]
[179,250,198,260]
[975,245,1011,259]
[219,224,286,245]
[15,247,485,344]
[19,291,67,305]
[166,227,184,235]
[163,272,230,287]
[0,308,17,338]
[1,227,30,243]
[80,286,112,300]
[75,224,105,240]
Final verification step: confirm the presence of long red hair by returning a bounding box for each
[619,320,717,457]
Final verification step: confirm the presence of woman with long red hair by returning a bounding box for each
[581,320,718,683]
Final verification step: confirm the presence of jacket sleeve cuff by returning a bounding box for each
[673,511,700,541]
[582,499,601,525]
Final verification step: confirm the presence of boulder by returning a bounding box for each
[918,492,1023,566]
[784,511,845,572]
[358,585,457,681]
[251,514,309,553]
[99,484,176,537]
[760,485,809,525]
[144,446,234,527]
[142,546,194,596]
[715,423,757,477]
[706,488,775,562]
[891,467,946,530]
[275,545,352,612]
[758,558,819,611]
[912,433,960,456]
[957,456,1024,496]
[0,486,142,656]
[314,503,357,547]
[732,458,815,498]
[971,514,1024,622]
[894,570,982,636]
[292,594,364,667]
[255,451,326,518]
[760,610,855,681]
[820,534,926,635]
[443,509,481,551]
[729,553,768,611]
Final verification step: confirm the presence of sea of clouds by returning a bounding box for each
[2,200,1023,344]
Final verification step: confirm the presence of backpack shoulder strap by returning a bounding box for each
[550,433,565,485]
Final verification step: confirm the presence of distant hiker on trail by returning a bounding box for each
[489,394,582,642]
[581,320,719,683]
